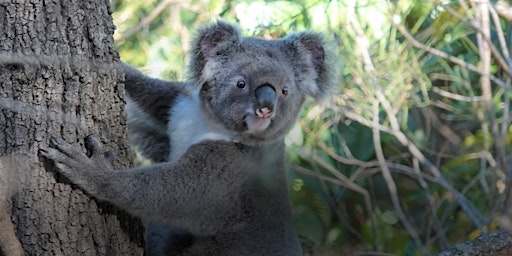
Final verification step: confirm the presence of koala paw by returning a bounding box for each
[39,136,115,190]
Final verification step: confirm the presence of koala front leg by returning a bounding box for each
[40,138,246,235]
[39,137,116,196]
[39,137,157,210]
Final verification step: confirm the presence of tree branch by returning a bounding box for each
[438,231,512,256]
[393,23,511,90]
[440,1,512,79]
[116,0,176,43]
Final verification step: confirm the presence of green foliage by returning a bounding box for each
[114,0,512,254]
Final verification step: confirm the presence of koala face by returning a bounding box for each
[198,39,306,145]
[189,21,335,145]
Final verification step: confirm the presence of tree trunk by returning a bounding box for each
[437,231,512,256]
[0,0,144,255]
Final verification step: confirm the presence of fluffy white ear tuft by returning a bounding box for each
[188,21,241,82]
[196,21,241,57]
[284,32,338,102]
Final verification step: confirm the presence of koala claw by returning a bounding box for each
[39,144,79,181]
[39,137,115,180]
[85,136,102,157]
[84,136,116,166]
[103,150,116,164]
[39,137,117,197]
[40,138,79,165]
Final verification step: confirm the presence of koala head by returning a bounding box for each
[188,21,336,146]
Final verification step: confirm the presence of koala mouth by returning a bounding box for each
[244,107,273,133]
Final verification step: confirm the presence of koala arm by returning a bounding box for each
[122,63,191,162]
[122,62,186,121]
[39,137,246,235]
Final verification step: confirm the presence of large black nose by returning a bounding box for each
[255,84,276,111]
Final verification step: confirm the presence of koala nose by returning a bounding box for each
[255,84,276,118]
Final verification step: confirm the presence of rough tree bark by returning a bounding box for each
[0,0,144,255]
[438,231,512,256]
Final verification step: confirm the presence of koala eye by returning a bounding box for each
[236,80,246,89]
[282,87,289,96]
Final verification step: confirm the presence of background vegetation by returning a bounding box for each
[112,0,512,254]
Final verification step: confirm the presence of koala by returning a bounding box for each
[40,21,336,255]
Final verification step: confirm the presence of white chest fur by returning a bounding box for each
[167,92,234,161]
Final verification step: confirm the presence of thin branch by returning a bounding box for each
[471,0,495,173]
[440,1,512,79]
[336,105,485,230]
[297,148,370,199]
[116,0,176,43]
[330,106,394,134]
[489,0,512,140]
[394,23,511,90]
[346,14,485,230]
[290,164,368,244]
[346,3,429,252]
[371,99,427,253]
[489,3,511,64]
[431,87,484,102]
[457,0,475,20]
[298,120,377,168]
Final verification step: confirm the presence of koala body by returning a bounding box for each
[41,21,335,255]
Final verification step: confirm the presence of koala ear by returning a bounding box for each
[284,32,337,102]
[188,21,241,82]
[197,21,241,57]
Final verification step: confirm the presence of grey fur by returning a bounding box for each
[40,21,336,255]
[123,63,191,163]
